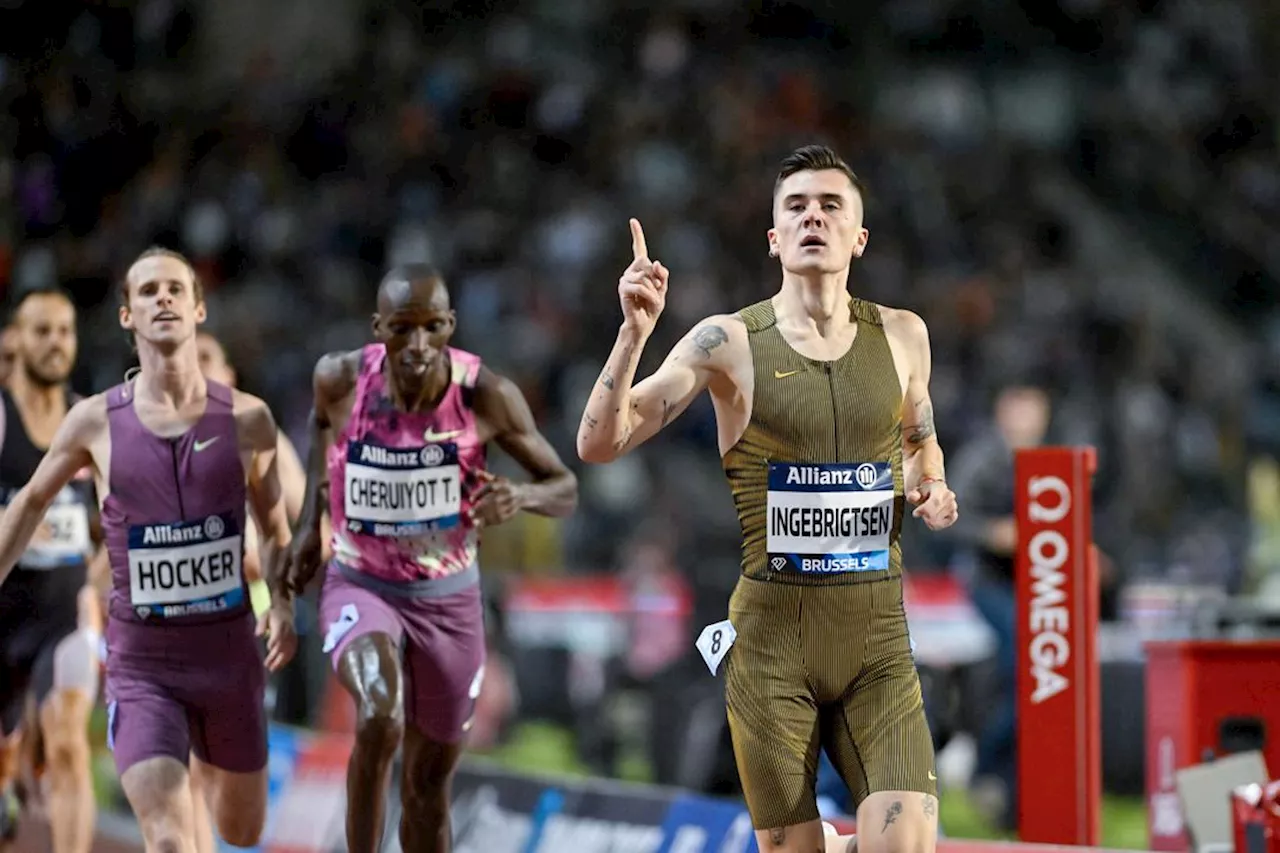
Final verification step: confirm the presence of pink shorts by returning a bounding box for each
[318,562,486,743]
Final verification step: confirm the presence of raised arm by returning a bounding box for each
[473,366,577,523]
[577,316,734,463]
[891,309,957,531]
[0,397,100,586]
[577,218,734,463]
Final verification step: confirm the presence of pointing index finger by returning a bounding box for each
[630,218,649,261]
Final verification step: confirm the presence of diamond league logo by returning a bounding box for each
[203,515,225,540]
[420,446,445,466]
[771,557,787,571]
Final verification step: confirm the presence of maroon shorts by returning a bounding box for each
[319,562,486,743]
[104,614,266,776]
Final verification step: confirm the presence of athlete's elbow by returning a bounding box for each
[558,471,580,515]
[576,435,616,465]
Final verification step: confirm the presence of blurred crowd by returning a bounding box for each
[2,0,1279,809]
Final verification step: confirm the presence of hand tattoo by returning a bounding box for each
[882,800,903,833]
[692,325,727,358]
[906,399,936,445]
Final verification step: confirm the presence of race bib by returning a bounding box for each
[127,513,244,620]
[766,462,895,574]
[343,440,461,537]
[19,486,92,569]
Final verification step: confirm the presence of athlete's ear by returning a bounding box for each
[766,228,780,259]
[853,228,869,259]
[370,312,384,340]
[194,301,207,325]
[118,305,133,332]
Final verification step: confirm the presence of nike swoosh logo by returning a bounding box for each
[193,437,220,452]
[774,369,800,379]
[424,428,463,443]
[928,771,937,781]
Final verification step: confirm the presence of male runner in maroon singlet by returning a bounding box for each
[280,265,578,853]
[0,248,298,853]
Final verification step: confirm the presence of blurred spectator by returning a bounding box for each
[947,382,1053,830]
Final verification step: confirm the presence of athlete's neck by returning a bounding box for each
[385,357,450,414]
[134,339,206,408]
[776,271,853,337]
[8,368,66,417]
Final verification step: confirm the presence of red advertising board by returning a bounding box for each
[1015,447,1101,846]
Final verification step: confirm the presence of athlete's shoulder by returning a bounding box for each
[730,299,776,333]
[875,304,929,341]
[229,387,272,417]
[61,393,109,442]
[230,389,277,450]
[686,312,748,350]
[312,348,363,396]
[445,346,483,389]
[472,364,520,408]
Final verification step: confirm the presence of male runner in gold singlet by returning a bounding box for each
[576,145,958,853]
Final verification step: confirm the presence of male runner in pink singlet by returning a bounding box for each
[281,265,578,853]
[0,248,297,853]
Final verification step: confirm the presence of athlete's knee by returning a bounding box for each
[216,814,263,849]
[354,701,403,759]
[146,827,189,853]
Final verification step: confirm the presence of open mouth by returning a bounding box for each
[800,235,827,248]
[154,312,180,322]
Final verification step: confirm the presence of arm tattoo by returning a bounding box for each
[906,400,936,445]
[612,424,634,453]
[583,413,598,430]
[692,325,728,358]
[881,800,903,833]
[768,827,786,845]
[600,370,615,391]
[660,399,675,427]
[923,794,937,818]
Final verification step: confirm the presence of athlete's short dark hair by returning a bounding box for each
[773,145,867,202]
[11,286,75,318]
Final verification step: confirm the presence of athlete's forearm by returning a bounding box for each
[0,488,53,586]
[517,471,578,518]
[577,326,648,461]
[88,547,111,600]
[298,408,331,535]
[904,437,946,490]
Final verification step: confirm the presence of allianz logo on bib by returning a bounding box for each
[767,462,892,492]
[130,514,231,548]
[347,440,456,470]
